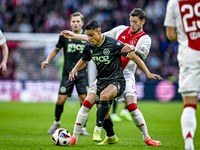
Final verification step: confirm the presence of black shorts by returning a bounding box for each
[58,72,89,96]
[96,78,125,98]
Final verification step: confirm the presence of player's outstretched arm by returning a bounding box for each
[61,30,89,41]
[127,51,163,80]
[0,42,9,73]
[41,48,59,69]
[69,59,87,81]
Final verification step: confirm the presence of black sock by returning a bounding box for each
[103,116,115,136]
[55,104,63,121]
[96,100,109,127]
[113,99,117,114]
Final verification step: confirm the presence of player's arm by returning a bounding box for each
[41,48,59,69]
[61,30,89,41]
[166,27,177,41]
[0,42,9,73]
[69,59,87,81]
[126,51,163,80]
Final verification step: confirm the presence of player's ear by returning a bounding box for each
[142,19,145,25]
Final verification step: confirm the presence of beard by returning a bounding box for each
[132,26,141,34]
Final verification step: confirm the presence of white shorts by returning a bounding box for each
[178,61,200,96]
[88,75,137,104]
[115,75,137,104]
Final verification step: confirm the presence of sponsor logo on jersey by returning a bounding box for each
[60,86,66,93]
[67,43,85,53]
[91,56,110,65]
[117,42,121,45]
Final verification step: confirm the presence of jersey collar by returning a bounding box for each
[128,28,145,38]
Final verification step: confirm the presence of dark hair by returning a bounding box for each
[70,12,84,22]
[84,20,101,30]
[129,8,146,20]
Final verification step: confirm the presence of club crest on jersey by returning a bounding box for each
[60,86,66,93]
[130,40,136,45]
[103,49,110,55]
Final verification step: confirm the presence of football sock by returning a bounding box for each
[73,105,90,139]
[128,103,149,140]
[96,100,109,127]
[55,104,63,121]
[181,105,196,149]
[112,99,117,113]
[103,116,115,136]
[80,104,87,128]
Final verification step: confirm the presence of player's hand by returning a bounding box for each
[147,73,163,80]
[121,44,135,53]
[69,69,78,81]
[41,61,48,69]
[0,62,7,73]
[61,30,75,39]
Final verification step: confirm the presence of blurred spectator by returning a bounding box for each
[0,0,178,82]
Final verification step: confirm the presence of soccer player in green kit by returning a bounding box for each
[68,19,162,145]
[41,12,90,136]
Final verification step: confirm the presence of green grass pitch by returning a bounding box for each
[0,100,199,150]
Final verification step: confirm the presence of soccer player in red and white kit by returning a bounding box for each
[62,8,161,146]
[164,1,200,150]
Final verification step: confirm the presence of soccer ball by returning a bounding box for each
[52,128,71,146]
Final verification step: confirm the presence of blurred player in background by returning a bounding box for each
[41,12,90,136]
[68,19,162,145]
[164,0,200,150]
[0,29,9,73]
[62,8,161,146]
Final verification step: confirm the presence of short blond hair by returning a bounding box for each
[70,12,84,22]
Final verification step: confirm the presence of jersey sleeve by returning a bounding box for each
[55,34,65,50]
[112,38,127,57]
[135,35,151,60]
[81,43,91,62]
[104,25,128,39]
[164,0,176,28]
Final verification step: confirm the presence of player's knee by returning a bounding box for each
[57,98,65,105]
[127,103,137,112]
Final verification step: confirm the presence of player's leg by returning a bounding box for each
[179,62,199,150]
[111,99,122,122]
[69,92,96,145]
[79,94,90,135]
[48,94,68,134]
[181,95,197,150]
[48,77,74,135]
[96,84,118,130]
[125,96,161,146]
[98,114,118,145]
[75,74,90,135]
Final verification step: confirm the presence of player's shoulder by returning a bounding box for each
[167,0,178,9]
[105,36,123,46]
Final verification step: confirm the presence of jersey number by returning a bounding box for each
[179,1,200,50]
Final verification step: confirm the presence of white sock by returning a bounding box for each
[130,108,149,140]
[181,107,196,149]
[73,106,90,140]
[94,126,101,132]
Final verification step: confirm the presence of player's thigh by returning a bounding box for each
[100,84,118,100]
[75,75,89,95]
[59,76,74,95]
